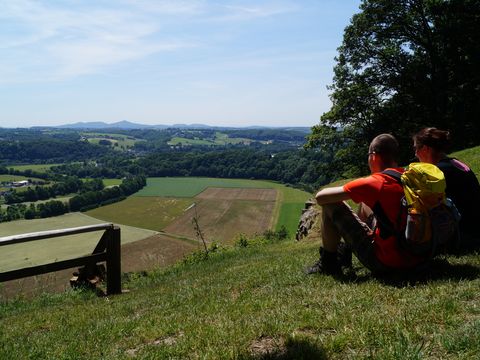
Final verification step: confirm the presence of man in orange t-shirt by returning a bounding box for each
[306,134,425,276]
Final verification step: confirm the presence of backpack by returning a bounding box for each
[381,163,461,257]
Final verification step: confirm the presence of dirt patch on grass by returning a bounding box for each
[196,187,277,201]
[249,336,286,357]
[163,198,275,243]
[0,234,196,300]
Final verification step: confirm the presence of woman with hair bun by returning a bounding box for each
[413,127,480,252]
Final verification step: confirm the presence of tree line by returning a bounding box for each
[0,175,146,222]
[0,137,110,163]
[4,177,103,204]
[45,149,335,193]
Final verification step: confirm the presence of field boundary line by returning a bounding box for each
[270,189,283,229]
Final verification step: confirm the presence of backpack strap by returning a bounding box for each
[382,169,402,184]
[371,169,404,239]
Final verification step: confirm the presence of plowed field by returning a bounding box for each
[164,187,277,243]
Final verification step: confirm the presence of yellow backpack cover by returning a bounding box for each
[386,163,460,256]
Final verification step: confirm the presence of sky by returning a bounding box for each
[0,0,362,128]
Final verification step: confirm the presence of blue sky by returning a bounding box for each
[0,0,361,128]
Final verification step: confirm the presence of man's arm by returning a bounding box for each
[315,186,351,205]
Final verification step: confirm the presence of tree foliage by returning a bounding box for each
[307,0,480,174]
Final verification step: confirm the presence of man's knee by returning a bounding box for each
[322,201,351,221]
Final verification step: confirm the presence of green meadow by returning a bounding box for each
[167,131,253,146]
[6,164,60,173]
[135,177,284,197]
[86,196,192,232]
[0,174,43,182]
[81,132,144,149]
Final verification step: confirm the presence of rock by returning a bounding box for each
[295,199,320,241]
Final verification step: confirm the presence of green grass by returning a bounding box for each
[275,202,304,235]
[167,132,254,146]
[103,179,122,186]
[168,136,215,146]
[6,164,61,173]
[0,174,42,182]
[135,177,287,198]
[82,132,144,150]
[451,145,480,180]
[85,196,192,232]
[1,239,479,359]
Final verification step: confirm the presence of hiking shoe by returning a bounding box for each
[305,248,342,275]
[337,242,353,268]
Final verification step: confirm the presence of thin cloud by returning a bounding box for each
[0,0,197,83]
[0,0,300,84]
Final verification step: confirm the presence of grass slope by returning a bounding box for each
[3,148,477,358]
[1,239,479,359]
[451,145,480,180]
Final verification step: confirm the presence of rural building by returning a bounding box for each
[12,180,29,187]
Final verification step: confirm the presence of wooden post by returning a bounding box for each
[106,226,121,295]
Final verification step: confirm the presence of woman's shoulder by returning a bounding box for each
[438,157,471,172]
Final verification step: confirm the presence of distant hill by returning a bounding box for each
[37,121,311,132]
[51,120,166,130]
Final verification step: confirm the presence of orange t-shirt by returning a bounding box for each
[343,169,423,268]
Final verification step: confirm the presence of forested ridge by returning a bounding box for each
[0,127,333,191]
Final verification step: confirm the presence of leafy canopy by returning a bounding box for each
[307,0,480,175]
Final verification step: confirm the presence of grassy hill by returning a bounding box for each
[1,238,479,359]
[450,145,480,179]
[1,146,479,359]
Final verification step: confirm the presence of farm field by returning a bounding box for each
[86,196,192,232]
[6,164,61,173]
[99,177,310,237]
[103,178,122,186]
[0,174,44,182]
[82,132,144,150]
[134,177,292,197]
[275,202,305,232]
[80,178,122,186]
[167,131,254,146]
[164,195,276,243]
[0,212,157,272]
[0,177,310,297]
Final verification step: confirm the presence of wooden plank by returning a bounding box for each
[0,223,114,247]
[0,253,106,283]
[106,227,122,295]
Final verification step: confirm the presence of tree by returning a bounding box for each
[307,0,480,173]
